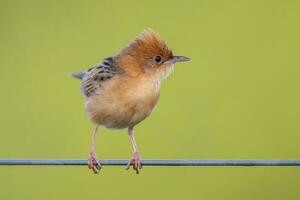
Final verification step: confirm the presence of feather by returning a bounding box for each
[72,71,86,80]
[80,57,121,97]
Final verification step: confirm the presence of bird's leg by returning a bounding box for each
[126,126,142,174]
[87,125,101,174]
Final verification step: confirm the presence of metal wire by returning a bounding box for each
[1,159,300,166]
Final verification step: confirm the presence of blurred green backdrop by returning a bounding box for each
[1,0,300,199]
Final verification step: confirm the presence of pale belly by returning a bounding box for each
[84,80,160,129]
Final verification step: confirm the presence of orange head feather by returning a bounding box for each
[116,29,190,79]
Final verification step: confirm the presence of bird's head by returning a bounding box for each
[116,29,190,80]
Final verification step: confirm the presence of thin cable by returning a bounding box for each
[0,159,300,166]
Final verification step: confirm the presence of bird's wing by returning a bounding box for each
[81,57,120,97]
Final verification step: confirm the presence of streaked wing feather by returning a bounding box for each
[81,57,120,97]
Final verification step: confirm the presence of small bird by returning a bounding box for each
[72,29,190,174]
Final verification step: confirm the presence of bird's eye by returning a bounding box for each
[153,55,163,64]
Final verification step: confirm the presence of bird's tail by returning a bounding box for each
[72,71,86,80]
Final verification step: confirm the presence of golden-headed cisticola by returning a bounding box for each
[72,29,191,174]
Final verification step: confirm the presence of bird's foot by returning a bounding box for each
[126,151,142,174]
[87,151,101,174]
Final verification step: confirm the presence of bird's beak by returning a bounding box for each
[165,56,191,64]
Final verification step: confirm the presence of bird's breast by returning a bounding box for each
[85,76,161,129]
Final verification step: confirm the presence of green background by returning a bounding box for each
[1,0,300,199]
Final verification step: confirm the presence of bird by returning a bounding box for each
[72,29,190,174]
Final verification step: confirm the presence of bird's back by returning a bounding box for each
[72,57,121,97]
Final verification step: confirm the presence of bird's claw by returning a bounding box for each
[126,151,142,174]
[87,151,101,174]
